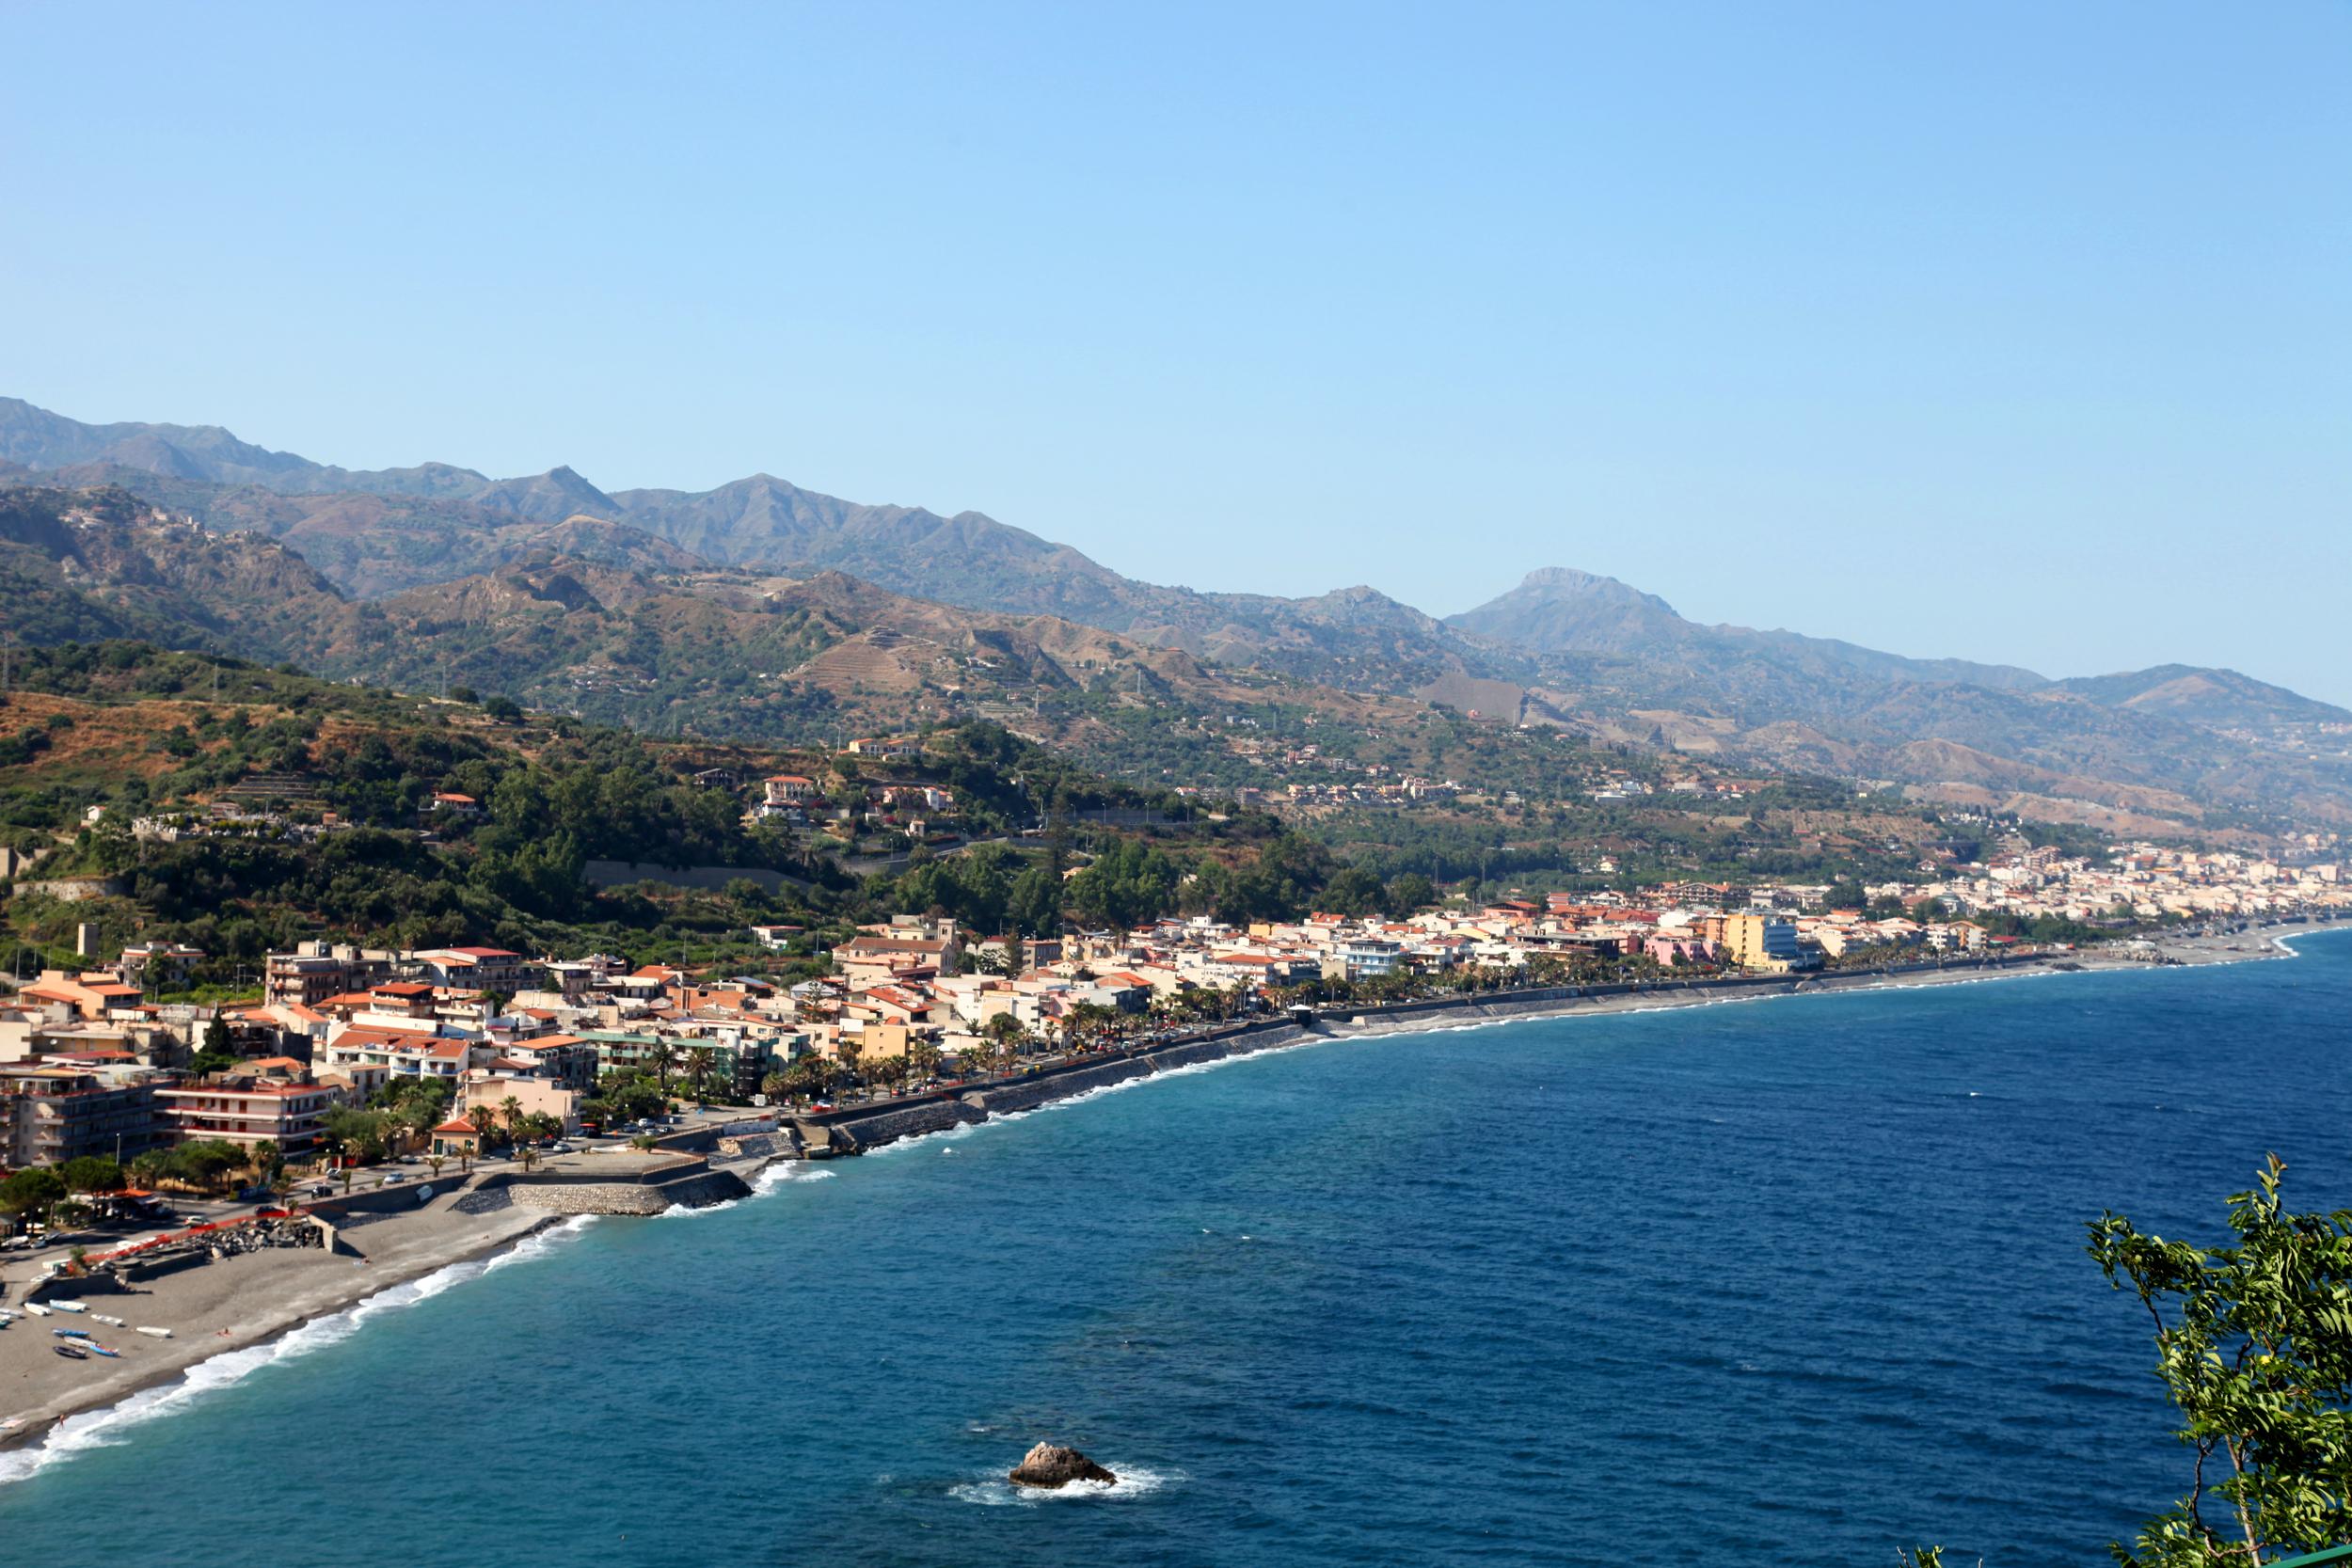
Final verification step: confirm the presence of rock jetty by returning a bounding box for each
[1009,1441,1118,1488]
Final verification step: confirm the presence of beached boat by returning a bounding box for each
[52,1327,91,1339]
[47,1300,87,1313]
[85,1343,120,1357]
[135,1325,173,1339]
[24,1303,51,1318]
[92,1313,126,1326]
[52,1343,87,1360]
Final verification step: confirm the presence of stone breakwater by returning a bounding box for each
[962,1055,1155,1115]
[511,1169,752,1214]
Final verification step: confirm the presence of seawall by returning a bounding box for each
[962,1055,1156,1115]
[805,1097,986,1154]
[510,1169,751,1215]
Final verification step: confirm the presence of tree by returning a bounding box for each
[908,1038,942,1085]
[1384,872,1437,919]
[0,1167,67,1224]
[787,1053,831,1101]
[499,1094,525,1142]
[1009,863,1062,937]
[2087,1155,2352,1566]
[467,1104,500,1150]
[1822,879,1870,912]
[982,1010,1025,1071]
[58,1156,124,1194]
[647,1040,679,1099]
[685,1047,717,1104]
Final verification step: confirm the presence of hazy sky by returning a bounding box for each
[6,3,2347,700]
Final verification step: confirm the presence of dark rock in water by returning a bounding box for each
[1009,1440,1118,1488]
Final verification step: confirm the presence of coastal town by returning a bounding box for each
[3,674,2349,1450]
[3,832,2342,1180]
[0,823,2341,1447]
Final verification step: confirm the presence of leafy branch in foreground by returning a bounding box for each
[2089,1155,2352,1565]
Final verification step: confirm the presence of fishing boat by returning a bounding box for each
[24,1303,51,1318]
[85,1343,120,1357]
[51,1327,91,1339]
[135,1325,173,1339]
[91,1313,126,1326]
[48,1300,86,1314]
[52,1343,87,1360]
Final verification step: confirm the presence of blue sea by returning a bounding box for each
[5,934,2349,1566]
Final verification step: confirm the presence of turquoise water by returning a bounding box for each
[5,935,2349,1565]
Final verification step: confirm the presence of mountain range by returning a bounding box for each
[5,395,2347,831]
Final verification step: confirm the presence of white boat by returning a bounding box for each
[92,1313,125,1326]
[135,1325,173,1339]
[24,1303,52,1318]
[48,1300,86,1313]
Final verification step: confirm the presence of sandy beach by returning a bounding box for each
[0,1193,553,1455]
[0,915,2333,1469]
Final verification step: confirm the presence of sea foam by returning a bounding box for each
[948,1462,1176,1506]
[0,1215,600,1489]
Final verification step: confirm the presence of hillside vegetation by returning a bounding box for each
[8,394,2351,834]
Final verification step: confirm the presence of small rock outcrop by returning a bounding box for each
[1009,1441,1118,1489]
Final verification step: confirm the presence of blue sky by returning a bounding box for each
[5,2,2347,699]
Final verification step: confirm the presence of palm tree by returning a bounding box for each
[908,1039,942,1085]
[982,1012,1024,1073]
[647,1040,680,1099]
[516,1145,540,1175]
[467,1104,500,1153]
[787,1053,829,1103]
[685,1047,716,1105]
[425,1154,446,1183]
[499,1094,524,1145]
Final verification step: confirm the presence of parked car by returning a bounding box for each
[382,1173,406,1184]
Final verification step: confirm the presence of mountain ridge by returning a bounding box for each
[6,397,2346,828]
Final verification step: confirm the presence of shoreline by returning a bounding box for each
[0,915,2335,1482]
[0,1202,558,1467]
